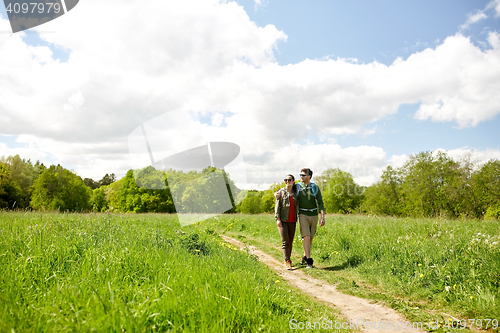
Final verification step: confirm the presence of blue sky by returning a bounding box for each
[239,0,492,64]
[1,0,500,188]
[234,0,500,157]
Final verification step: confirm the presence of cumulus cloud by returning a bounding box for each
[0,140,48,163]
[1,0,499,188]
[444,147,500,167]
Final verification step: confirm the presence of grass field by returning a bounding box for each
[2,212,499,332]
[200,214,500,332]
[0,212,345,332]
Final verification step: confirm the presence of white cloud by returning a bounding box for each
[445,147,500,167]
[460,0,500,30]
[211,112,224,127]
[0,140,49,164]
[486,0,500,17]
[240,143,389,189]
[253,0,267,10]
[1,0,499,189]
[460,11,487,31]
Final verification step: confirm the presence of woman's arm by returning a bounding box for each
[274,189,283,226]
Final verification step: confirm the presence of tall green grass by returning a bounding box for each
[0,212,343,332]
[204,214,500,321]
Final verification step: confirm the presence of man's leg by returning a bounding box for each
[306,215,318,267]
[303,235,311,258]
[298,214,310,264]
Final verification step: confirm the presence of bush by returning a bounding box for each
[484,205,500,220]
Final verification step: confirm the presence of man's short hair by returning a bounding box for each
[301,168,313,179]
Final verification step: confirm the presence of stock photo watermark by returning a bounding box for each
[3,0,79,33]
[128,108,249,227]
[289,318,499,331]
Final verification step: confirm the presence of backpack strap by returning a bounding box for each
[297,182,317,197]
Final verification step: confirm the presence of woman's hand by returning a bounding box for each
[276,219,282,227]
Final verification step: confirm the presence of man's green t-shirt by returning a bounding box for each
[297,183,325,216]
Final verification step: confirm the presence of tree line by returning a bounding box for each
[1,151,498,219]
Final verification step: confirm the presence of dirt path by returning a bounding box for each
[222,235,425,333]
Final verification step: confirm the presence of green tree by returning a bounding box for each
[91,187,109,212]
[30,165,91,211]
[473,159,500,217]
[99,173,116,186]
[1,155,45,208]
[236,190,263,214]
[320,168,364,214]
[363,151,485,218]
[84,178,100,189]
[0,162,23,209]
[168,167,240,214]
[104,177,124,211]
[119,167,175,213]
[260,182,283,214]
[399,151,466,218]
[362,166,402,216]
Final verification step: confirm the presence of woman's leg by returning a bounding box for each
[286,222,296,260]
[278,223,289,260]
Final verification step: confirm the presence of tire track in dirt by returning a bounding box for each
[222,235,425,333]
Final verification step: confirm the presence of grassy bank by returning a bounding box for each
[0,212,344,332]
[200,214,500,331]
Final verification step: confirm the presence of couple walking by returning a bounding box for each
[274,168,325,270]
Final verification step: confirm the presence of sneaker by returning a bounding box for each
[306,258,314,269]
[301,256,307,265]
[286,260,292,270]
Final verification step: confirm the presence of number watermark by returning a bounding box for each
[3,0,79,33]
[288,318,499,330]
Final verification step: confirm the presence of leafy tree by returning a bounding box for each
[362,166,402,216]
[84,178,100,189]
[104,177,124,211]
[260,182,283,214]
[30,165,91,211]
[362,151,494,218]
[169,167,240,214]
[1,155,45,208]
[399,151,467,218]
[0,162,23,209]
[236,190,263,214]
[473,159,500,217]
[119,167,175,213]
[84,173,117,190]
[91,187,108,212]
[99,173,116,186]
[319,168,364,214]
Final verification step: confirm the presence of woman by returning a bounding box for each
[274,174,298,270]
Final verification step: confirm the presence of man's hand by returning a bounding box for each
[276,219,282,227]
[319,212,325,226]
[275,191,281,200]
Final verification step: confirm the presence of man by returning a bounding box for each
[276,168,325,268]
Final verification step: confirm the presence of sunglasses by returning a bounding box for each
[300,174,308,177]
[284,178,294,182]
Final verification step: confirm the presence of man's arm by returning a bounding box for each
[319,210,325,226]
[316,184,325,226]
